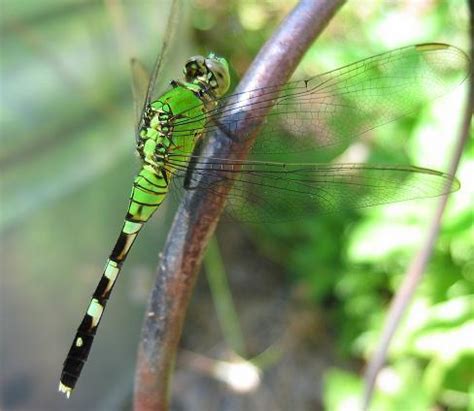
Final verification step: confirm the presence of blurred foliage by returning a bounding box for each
[0,0,472,410]
[193,1,473,410]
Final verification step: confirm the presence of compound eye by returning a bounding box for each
[184,55,207,81]
[207,64,230,96]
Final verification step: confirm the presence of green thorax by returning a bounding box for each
[137,84,208,170]
[137,53,230,175]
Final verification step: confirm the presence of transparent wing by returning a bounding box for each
[170,43,470,159]
[165,155,459,222]
[132,0,182,134]
[130,58,151,125]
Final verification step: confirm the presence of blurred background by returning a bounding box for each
[1,0,472,410]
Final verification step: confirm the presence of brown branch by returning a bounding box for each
[133,0,345,410]
[362,4,473,410]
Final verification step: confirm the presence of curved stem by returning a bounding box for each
[133,1,345,410]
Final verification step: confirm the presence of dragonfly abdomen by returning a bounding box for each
[127,165,168,222]
[59,167,167,397]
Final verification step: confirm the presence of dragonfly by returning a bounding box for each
[58,3,469,398]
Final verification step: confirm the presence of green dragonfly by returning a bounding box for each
[58,6,469,399]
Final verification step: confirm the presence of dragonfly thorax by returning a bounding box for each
[137,102,173,168]
[137,78,216,173]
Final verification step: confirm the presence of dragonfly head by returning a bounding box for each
[184,53,230,97]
